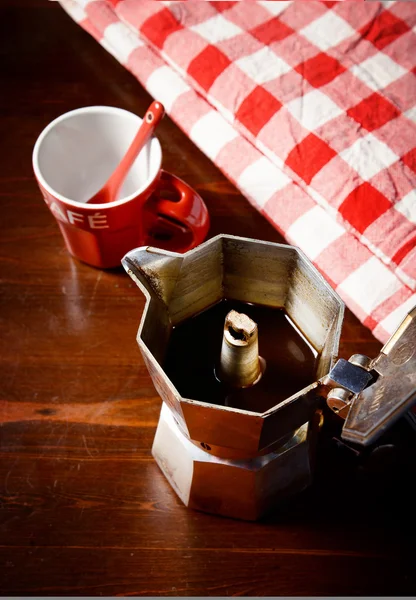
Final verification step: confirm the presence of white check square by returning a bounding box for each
[379,293,416,335]
[146,66,190,112]
[405,106,416,123]
[190,112,238,160]
[340,134,398,181]
[338,256,401,315]
[351,53,407,91]
[103,22,143,64]
[378,1,398,8]
[287,206,345,260]
[190,14,243,43]
[236,47,292,84]
[257,1,293,16]
[300,11,355,51]
[63,0,87,21]
[286,89,343,130]
[238,157,291,208]
[394,189,416,224]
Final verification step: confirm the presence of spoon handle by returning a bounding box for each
[108,101,165,201]
[87,101,165,204]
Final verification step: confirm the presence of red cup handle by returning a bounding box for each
[145,170,210,252]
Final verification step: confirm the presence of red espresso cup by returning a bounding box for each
[32,106,210,268]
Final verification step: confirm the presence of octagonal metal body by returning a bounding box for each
[123,235,344,519]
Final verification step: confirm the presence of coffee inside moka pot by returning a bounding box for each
[164,300,319,414]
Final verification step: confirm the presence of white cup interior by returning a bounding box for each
[33,106,162,207]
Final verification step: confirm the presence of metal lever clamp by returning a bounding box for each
[322,307,416,446]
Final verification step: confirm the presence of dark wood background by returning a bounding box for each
[1,2,415,596]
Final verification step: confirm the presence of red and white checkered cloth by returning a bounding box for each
[59,0,416,343]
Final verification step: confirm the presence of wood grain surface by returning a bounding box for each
[1,3,415,596]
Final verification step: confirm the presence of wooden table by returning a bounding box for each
[1,2,415,595]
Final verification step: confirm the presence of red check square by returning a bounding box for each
[295,53,346,88]
[141,8,183,49]
[210,1,238,12]
[187,45,231,92]
[392,235,416,266]
[347,93,400,132]
[339,182,391,234]
[250,17,294,46]
[360,10,410,51]
[363,315,378,331]
[402,148,416,174]
[285,134,337,184]
[236,86,282,137]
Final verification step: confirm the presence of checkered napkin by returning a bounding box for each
[59,0,416,343]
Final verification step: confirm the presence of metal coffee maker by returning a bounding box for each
[122,235,416,521]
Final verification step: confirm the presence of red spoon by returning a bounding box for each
[86,101,165,204]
